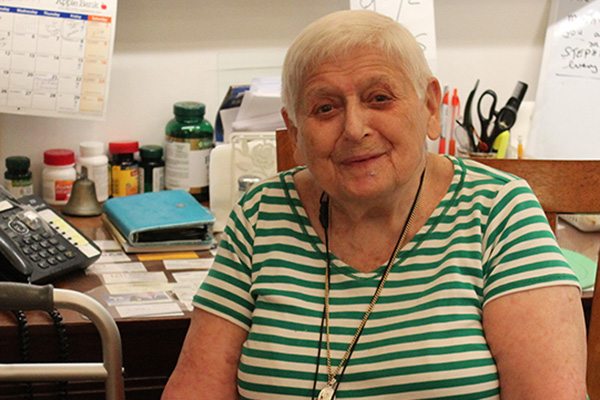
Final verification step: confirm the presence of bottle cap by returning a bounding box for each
[44,149,75,166]
[80,141,105,157]
[140,145,163,160]
[109,141,139,154]
[173,101,205,118]
[6,156,30,172]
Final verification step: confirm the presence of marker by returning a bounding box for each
[449,89,460,156]
[493,130,510,159]
[517,135,524,159]
[439,86,449,154]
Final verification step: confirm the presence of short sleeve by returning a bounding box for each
[481,179,580,305]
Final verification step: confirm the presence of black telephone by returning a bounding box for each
[0,186,101,284]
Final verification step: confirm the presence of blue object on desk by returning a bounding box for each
[103,190,215,245]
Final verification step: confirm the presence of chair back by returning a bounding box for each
[275,129,600,397]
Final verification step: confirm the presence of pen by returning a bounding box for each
[449,89,460,156]
[439,86,449,154]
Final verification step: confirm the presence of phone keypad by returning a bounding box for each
[18,231,73,270]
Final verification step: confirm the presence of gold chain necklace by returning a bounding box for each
[317,167,426,400]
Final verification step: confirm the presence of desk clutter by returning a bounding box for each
[87,240,216,319]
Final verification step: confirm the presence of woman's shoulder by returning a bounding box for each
[454,157,524,185]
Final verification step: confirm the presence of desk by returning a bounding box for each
[0,213,207,400]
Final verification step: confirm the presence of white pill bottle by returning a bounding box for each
[77,141,109,202]
[42,149,77,206]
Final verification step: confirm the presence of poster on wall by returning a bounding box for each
[527,0,600,159]
[0,0,117,121]
[349,0,437,72]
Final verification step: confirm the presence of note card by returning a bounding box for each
[0,0,117,120]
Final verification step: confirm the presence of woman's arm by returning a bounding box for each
[162,308,248,400]
[482,285,587,399]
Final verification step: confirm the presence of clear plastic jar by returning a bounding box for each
[42,149,77,205]
[165,101,214,202]
[77,141,109,202]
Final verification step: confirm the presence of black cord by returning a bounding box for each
[49,309,69,399]
[11,310,33,400]
[322,167,426,399]
[312,192,330,400]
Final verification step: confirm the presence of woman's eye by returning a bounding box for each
[317,104,333,114]
[373,94,390,102]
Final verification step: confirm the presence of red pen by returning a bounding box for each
[438,87,449,154]
[449,89,460,156]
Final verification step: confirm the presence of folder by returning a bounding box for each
[102,190,215,253]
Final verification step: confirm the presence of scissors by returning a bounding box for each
[484,81,529,151]
[476,89,498,151]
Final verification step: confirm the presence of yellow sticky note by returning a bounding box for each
[136,252,199,261]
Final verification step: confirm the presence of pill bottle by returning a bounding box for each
[4,156,33,198]
[138,145,165,193]
[165,101,214,202]
[42,149,77,206]
[109,141,139,198]
[77,141,109,202]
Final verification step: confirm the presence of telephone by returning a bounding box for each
[0,186,101,284]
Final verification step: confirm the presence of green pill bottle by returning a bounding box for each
[139,145,165,193]
[4,156,33,198]
[165,101,214,202]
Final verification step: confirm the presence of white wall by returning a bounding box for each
[0,0,551,194]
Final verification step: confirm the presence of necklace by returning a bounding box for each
[316,167,426,400]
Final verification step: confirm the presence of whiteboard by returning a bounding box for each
[527,0,600,159]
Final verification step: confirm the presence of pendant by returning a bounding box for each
[318,379,336,400]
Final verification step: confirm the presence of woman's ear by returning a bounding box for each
[424,78,442,141]
[281,107,306,166]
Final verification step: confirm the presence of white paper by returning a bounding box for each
[172,270,210,288]
[94,239,121,251]
[101,271,168,285]
[105,281,194,295]
[86,262,147,275]
[163,258,214,270]
[349,0,437,72]
[95,251,131,264]
[115,302,183,318]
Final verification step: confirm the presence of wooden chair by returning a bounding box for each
[275,128,600,397]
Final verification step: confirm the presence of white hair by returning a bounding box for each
[281,9,433,124]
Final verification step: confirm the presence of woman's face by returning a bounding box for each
[283,49,441,202]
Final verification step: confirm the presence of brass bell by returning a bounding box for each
[62,166,103,217]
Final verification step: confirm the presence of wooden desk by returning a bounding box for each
[0,213,205,400]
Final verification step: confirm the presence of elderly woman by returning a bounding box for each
[162,10,587,400]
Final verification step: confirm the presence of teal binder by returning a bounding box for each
[102,190,215,248]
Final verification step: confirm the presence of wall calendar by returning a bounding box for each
[0,0,117,120]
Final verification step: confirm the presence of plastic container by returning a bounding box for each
[165,101,214,202]
[109,141,139,198]
[42,149,77,205]
[4,156,33,198]
[138,145,165,193]
[77,141,109,202]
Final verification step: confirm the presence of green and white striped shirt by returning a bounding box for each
[194,156,579,400]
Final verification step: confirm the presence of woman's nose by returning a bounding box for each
[343,103,370,141]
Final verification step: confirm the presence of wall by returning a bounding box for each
[0,0,551,194]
